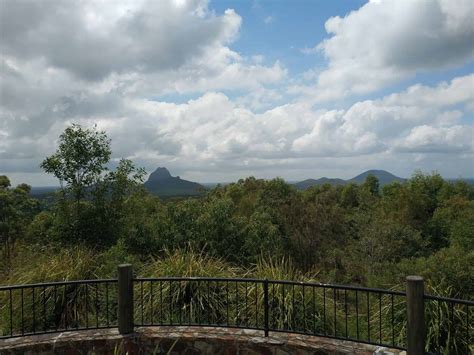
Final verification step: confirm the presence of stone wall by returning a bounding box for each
[0,326,405,355]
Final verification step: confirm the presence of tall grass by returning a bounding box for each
[249,257,336,334]
[139,247,239,278]
[0,246,107,336]
[2,246,98,285]
[424,285,472,355]
[135,248,238,326]
[133,255,343,338]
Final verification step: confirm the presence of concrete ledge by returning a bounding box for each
[0,326,406,354]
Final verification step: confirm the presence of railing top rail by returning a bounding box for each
[266,279,407,295]
[135,276,264,283]
[134,277,407,296]
[1,276,472,304]
[0,278,117,291]
[424,294,474,305]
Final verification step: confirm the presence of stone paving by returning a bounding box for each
[0,326,406,355]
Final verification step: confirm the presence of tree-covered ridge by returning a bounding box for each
[293,169,406,190]
[1,124,472,302]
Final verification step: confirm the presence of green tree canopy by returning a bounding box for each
[41,124,111,200]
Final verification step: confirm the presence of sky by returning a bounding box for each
[1,0,473,186]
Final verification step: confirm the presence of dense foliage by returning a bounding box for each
[1,125,473,294]
[0,125,472,352]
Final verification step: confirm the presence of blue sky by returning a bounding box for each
[212,0,366,72]
[1,0,473,185]
[212,0,474,110]
[160,1,370,104]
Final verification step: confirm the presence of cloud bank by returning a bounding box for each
[0,0,473,184]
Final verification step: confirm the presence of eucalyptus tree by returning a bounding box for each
[41,124,111,202]
[40,124,145,247]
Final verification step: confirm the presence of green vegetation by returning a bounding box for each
[1,125,472,353]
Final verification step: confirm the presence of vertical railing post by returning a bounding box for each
[264,279,269,337]
[406,276,425,355]
[118,264,134,334]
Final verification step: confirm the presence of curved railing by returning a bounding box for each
[132,277,408,350]
[0,279,118,338]
[1,272,472,354]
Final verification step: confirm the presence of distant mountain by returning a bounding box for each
[144,167,206,197]
[293,170,406,190]
[200,182,231,189]
[447,178,474,186]
[348,170,406,185]
[30,186,59,202]
[30,186,58,196]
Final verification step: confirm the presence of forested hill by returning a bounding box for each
[294,169,405,190]
[144,167,206,197]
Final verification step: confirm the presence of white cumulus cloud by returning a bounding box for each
[298,0,474,101]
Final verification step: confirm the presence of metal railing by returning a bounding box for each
[132,277,408,349]
[0,265,472,355]
[0,279,118,338]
